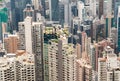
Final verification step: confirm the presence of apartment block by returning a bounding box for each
[98,46,120,81]
[0,50,35,81]
[48,38,76,81]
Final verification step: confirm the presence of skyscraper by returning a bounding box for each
[63,0,72,26]
[49,0,59,21]
[41,0,46,17]
[117,6,120,52]
[114,0,120,27]
[77,1,84,22]
[44,27,58,81]
[48,38,76,81]
[10,0,31,30]
[76,52,92,81]
[103,0,112,16]
[99,0,104,18]
[32,0,39,10]
[19,16,44,81]
[89,0,96,16]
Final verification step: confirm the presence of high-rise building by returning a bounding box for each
[23,4,35,21]
[76,52,92,81]
[114,0,120,27]
[0,50,35,81]
[103,0,112,16]
[32,0,39,10]
[105,15,114,37]
[19,16,44,81]
[89,0,96,16]
[89,44,96,71]
[81,31,88,52]
[99,0,104,18]
[95,39,115,71]
[63,0,72,26]
[98,46,120,81]
[76,43,82,59]
[4,34,19,53]
[10,0,31,30]
[49,0,59,21]
[0,7,8,41]
[48,38,76,81]
[117,6,120,52]
[111,27,117,44]
[41,0,46,17]
[43,27,58,81]
[59,1,64,25]
[77,1,84,22]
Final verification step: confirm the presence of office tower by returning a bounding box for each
[92,17,106,41]
[103,0,112,16]
[92,17,99,41]
[48,38,76,81]
[49,0,59,21]
[77,1,84,22]
[0,50,35,81]
[114,0,120,27]
[99,0,104,18]
[98,46,120,81]
[23,4,35,21]
[41,0,46,17]
[19,16,44,81]
[111,27,117,44]
[71,3,78,17]
[59,1,64,25]
[72,17,81,33]
[76,52,92,81]
[63,0,72,26]
[105,15,114,37]
[117,6,120,52]
[89,0,96,16]
[4,34,19,53]
[32,0,39,10]
[10,0,31,30]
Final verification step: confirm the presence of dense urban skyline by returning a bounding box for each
[0,0,120,81]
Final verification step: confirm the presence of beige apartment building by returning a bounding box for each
[0,50,35,81]
[48,38,77,81]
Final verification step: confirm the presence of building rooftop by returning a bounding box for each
[76,59,92,69]
[0,50,35,70]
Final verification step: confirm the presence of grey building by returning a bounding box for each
[23,4,35,21]
[10,0,31,30]
[49,0,59,21]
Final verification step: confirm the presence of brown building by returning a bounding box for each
[4,34,19,53]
